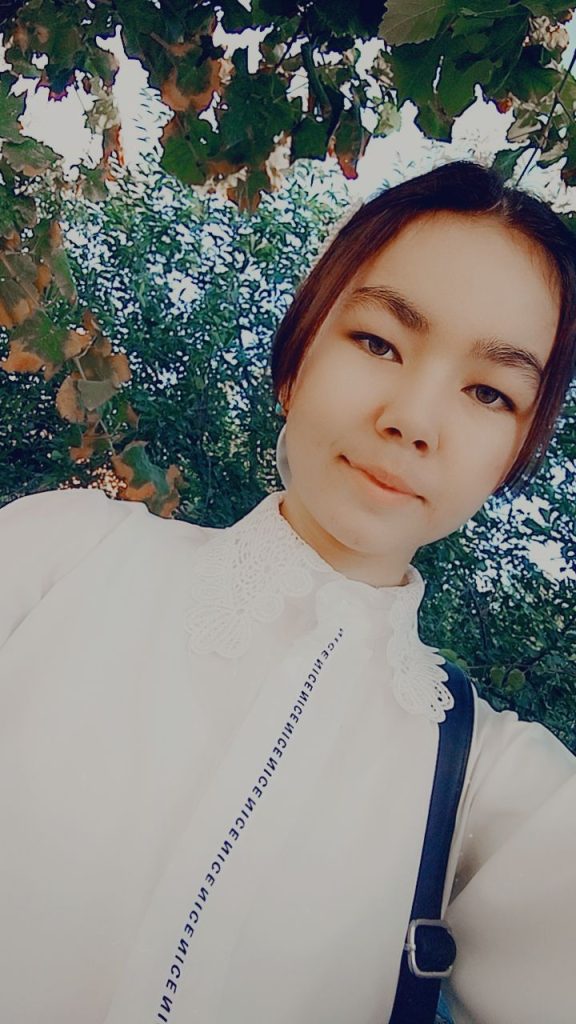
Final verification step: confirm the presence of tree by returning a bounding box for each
[0,156,350,520]
[0,0,575,509]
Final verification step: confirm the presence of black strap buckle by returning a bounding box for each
[404,918,456,979]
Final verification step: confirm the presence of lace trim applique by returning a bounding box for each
[185,492,334,660]
[387,595,454,723]
[327,568,454,724]
[185,490,456,723]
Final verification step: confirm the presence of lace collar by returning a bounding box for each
[185,490,454,723]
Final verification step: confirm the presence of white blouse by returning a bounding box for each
[0,486,574,1024]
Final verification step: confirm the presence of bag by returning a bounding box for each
[389,661,475,1023]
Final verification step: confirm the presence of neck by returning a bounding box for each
[278,489,413,589]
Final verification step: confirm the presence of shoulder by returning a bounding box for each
[446,684,576,910]
[464,687,575,833]
[0,488,156,646]
[472,690,575,776]
[1,486,146,564]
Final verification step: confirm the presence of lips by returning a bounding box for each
[345,458,420,498]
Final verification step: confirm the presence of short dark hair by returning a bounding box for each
[270,159,576,496]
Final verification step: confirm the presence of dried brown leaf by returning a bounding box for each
[161,69,191,112]
[161,116,182,144]
[108,351,131,385]
[63,328,91,360]
[0,339,44,372]
[188,59,221,113]
[49,221,63,248]
[82,309,102,337]
[0,301,15,329]
[69,435,97,462]
[55,374,85,423]
[35,262,52,292]
[125,402,140,428]
[9,296,36,324]
[3,230,21,251]
[11,21,30,50]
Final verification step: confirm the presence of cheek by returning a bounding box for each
[460,413,524,479]
[295,341,364,412]
[483,424,527,489]
[291,367,350,433]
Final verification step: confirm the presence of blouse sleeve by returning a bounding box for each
[443,694,576,1024]
[0,487,147,649]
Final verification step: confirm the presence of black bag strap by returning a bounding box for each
[388,661,475,1024]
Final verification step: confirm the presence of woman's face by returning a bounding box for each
[279,212,560,587]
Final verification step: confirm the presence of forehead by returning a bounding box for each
[336,211,560,364]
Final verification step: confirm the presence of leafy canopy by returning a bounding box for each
[0,0,574,509]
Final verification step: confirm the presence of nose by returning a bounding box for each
[374,376,442,453]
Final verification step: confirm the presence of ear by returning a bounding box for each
[278,386,290,414]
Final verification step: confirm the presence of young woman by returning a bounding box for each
[0,159,574,1024]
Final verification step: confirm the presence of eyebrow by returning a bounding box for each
[342,285,545,389]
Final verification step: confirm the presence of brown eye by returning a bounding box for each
[469,385,515,412]
[350,332,398,359]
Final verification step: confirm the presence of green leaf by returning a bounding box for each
[0,251,38,290]
[459,1,523,13]
[111,440,183,517]
[490,666,506,686]
[491,146,529,181]
[0,189,37,235]
[415,96,453,141]
[451,14,495,35]
[3,46,43,80]
[2,137,61,177]
[0,275,31,314]
[77,164,109,203]
[241,0,280,27]
[505,57,562,105]
[379,0,456,46]
[312,0,386,40]
[438,648,459,662]
[0,72,25,143]
[476,14,528,92]
[50,248,77,303]
[523,0,576,14]
[557,74,576,121]
[389,36,443,107]
[332,104,370,179]
[455,0,528,15]
[217,64,298,166]
[175,51,210,96]
[160,133,209,187]
[507,668,526,691]
[464,32,491,54]
[230,167,271,211]
[437,56,493,117]
[30,219,77,302]
[291,115,332,160]
[84,48,119,88]
[218,0,257,32]
[10,310,70,366]
[76,378,118,410]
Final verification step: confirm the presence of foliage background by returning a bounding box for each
[1,151,574,749]
[0,1,574,746]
